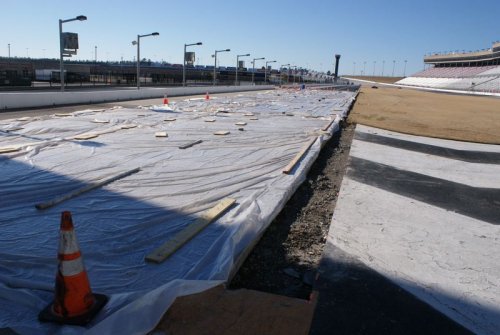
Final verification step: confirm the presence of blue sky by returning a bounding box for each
[2,0,499,76]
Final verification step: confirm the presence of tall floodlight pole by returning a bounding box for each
[280,63,290,85]
[264,60,276,84]
[59,15,87,92]
[373,61,376,76]
[252,57,265,84]
[392,60,396,77]
[133,32,159,90]
[94,46,97,62]
[183,41,202,87]
[363,61,366,76]
[381,60,385,76]
[213,48,230,86]
[403,60,408,77]
[236,53,250,86]
[353,62,356,75]
[8,44,11,58]
[291,65,297,84]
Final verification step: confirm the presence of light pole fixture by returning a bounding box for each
[213,48,230,86]
[403,60,408,77]
[353,62,356,75]
[392,60,396,77]
[183,41,202,87]
[132,32,159,89]
[280,64,290,85]
[8,43,10,58]
[59,15,87,92]
[381,60,385,76]
[264,60,276,84]
[373,61,376,76]
[236,53,250,86]
[363,61,366,76]
[251,57,265,84]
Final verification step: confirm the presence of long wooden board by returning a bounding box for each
[35,167,140,210]
[145,198,236,263]
[322,118,336,131]
[282,137,317,174]
[179,139,203,149]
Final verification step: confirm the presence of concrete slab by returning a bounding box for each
[313,125,500,334]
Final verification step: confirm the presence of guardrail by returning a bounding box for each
[0,85,275,110]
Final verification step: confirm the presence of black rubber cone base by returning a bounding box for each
[38,293,108,326]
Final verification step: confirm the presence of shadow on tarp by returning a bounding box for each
[0,156,233,334]
[309,243,498,335]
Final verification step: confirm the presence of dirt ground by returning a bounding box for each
[350,86,500,144]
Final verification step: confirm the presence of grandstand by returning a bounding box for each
[397,41,500,93]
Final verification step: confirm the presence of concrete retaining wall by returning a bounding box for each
[0,85,275,110]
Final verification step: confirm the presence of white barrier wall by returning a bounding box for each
[0,85,275,110]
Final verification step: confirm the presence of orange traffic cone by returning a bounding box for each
[39,211,107,326]
[205,92,210,100]
[163,94,169,105]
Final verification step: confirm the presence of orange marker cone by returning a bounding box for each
[163,94,169,105]
[205,92,210,100]
[39,211,107,326]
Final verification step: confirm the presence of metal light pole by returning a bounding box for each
[183,41,202,87]
[381,60,385,76]
[280,64,290,85]
[213,48,230,86]
[353,62,356,75]
[251,57,265,84]
[94,46,97,62]
[8,44,11,58]
[373,61,376,76]
[264,60,276,84]
[59,15,87,92]
[363,61,366,76]
[403,60,408,77]
[133,32,159,89]
[236,53,250,86]
[392,60,396,77]
[291,66,297,84]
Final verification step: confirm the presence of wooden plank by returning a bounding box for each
[121,124,137,129]
[214,131,230,135]
[282,137,317,174]
[0,146,20,154]
[155,131,168,137]
[92,119,110,123]
[249,118,259,121]
[35,167,140,210]
[146,198,236,263]
[164,118,177,122]
[54,113,72,117]
[204,119,216,122]
[235,122,247,126]
[322,118,336,131]
[74,133,99,140]
[179,139,203,149]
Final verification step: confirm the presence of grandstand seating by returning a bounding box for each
[397,65,500,93]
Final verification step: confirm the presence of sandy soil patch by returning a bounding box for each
[349,86,500,144]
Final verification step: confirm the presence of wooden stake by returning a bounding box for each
[179,139,203,149]
[146,198,236,263]
[282,137,317,174]
[35,167,140,210]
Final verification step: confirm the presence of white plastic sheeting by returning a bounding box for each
[0,89,355,334]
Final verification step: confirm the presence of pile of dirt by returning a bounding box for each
[229,122,355,299]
